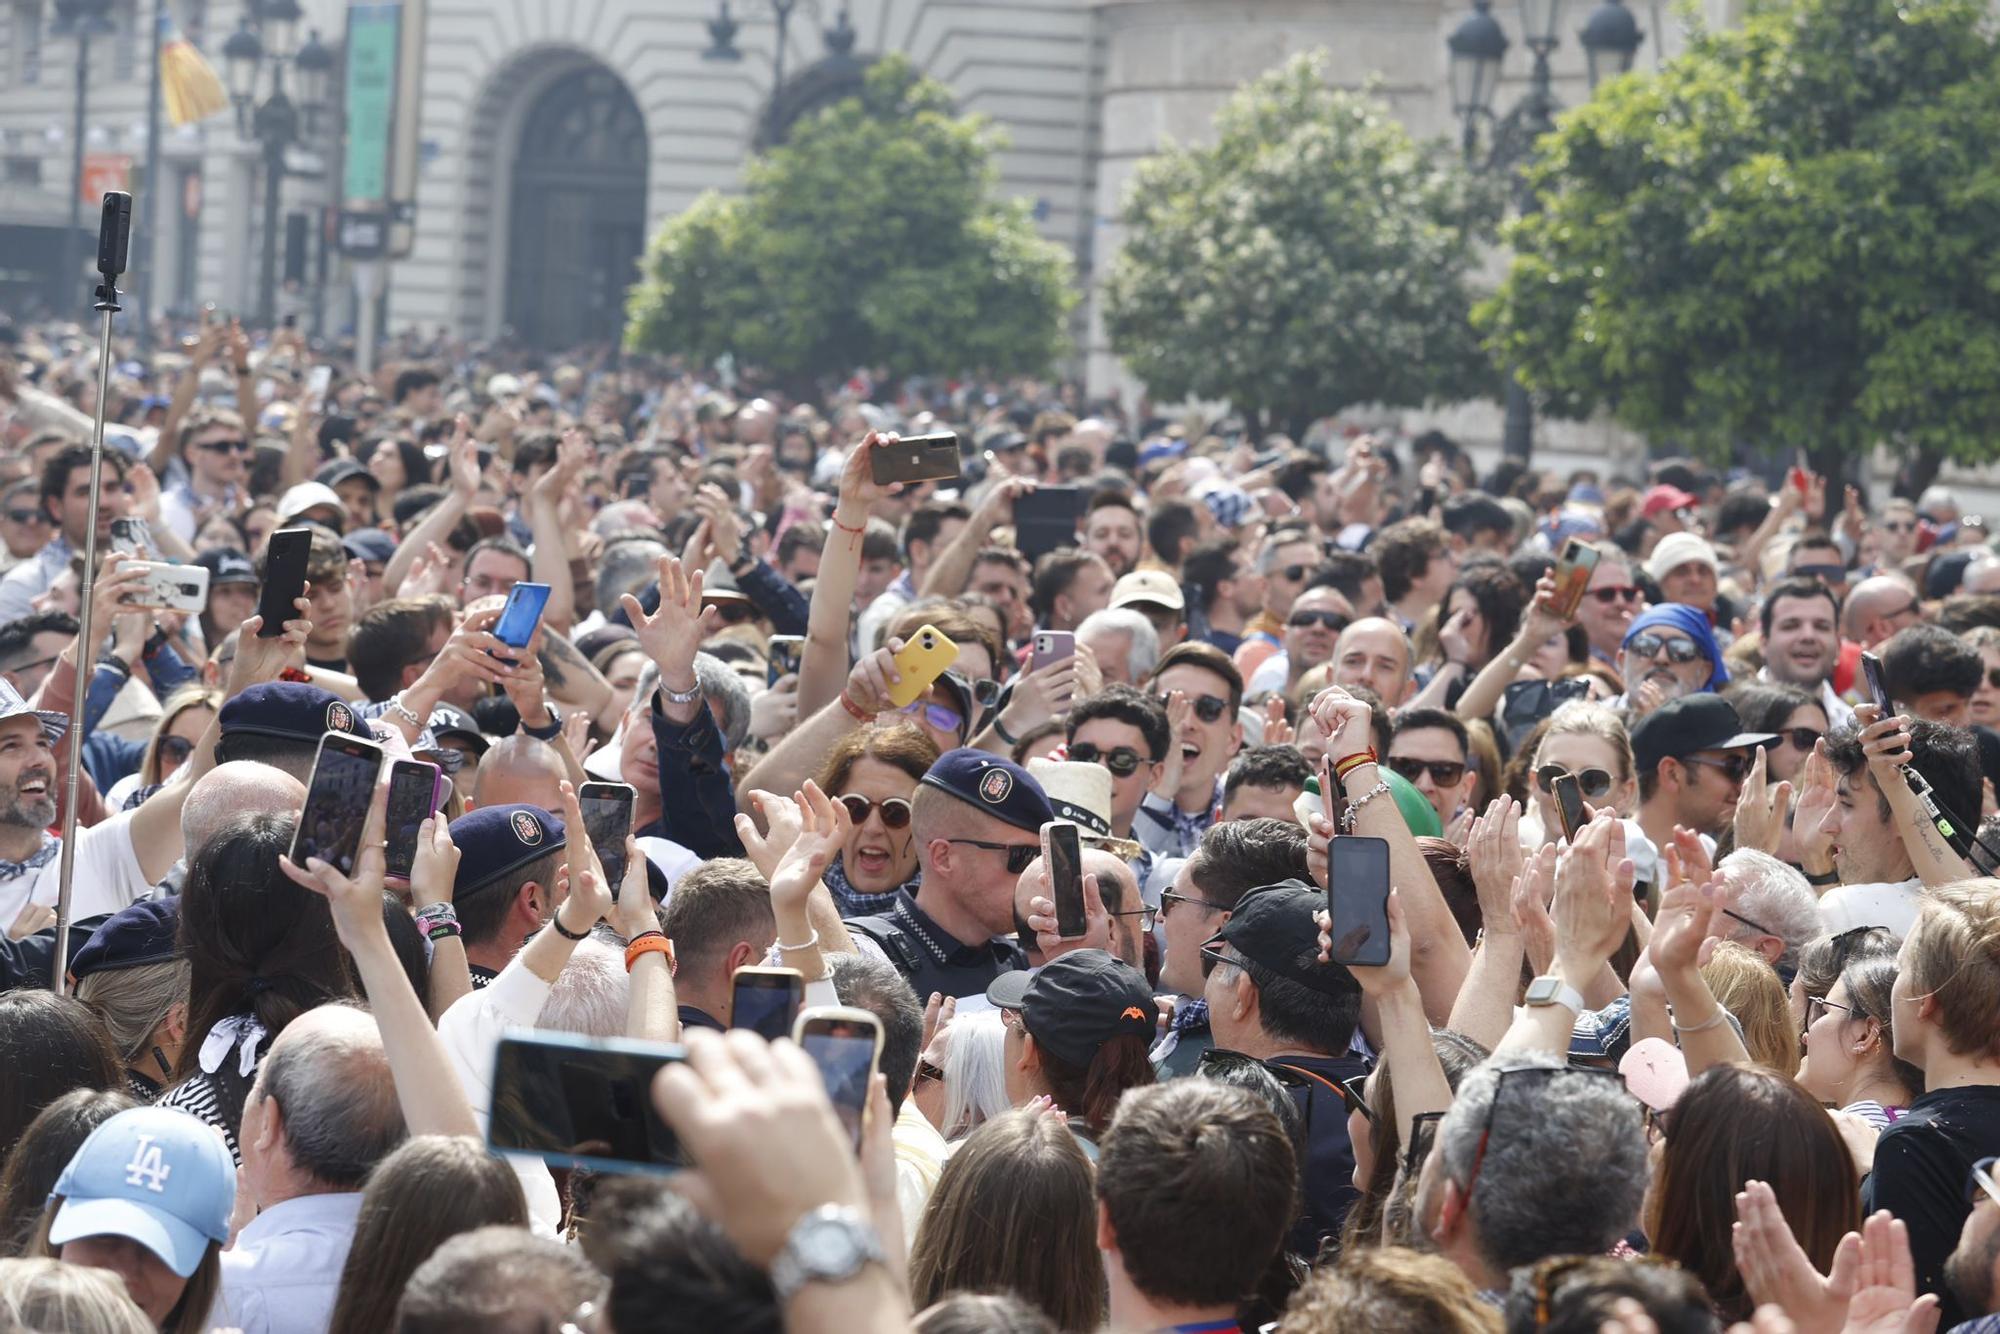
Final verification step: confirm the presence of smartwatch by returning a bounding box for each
[1524,975,1586,1015]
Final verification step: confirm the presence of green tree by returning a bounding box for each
[625,56,1074,386]
[1478,0,2000,480]
[1103,53,1499,437]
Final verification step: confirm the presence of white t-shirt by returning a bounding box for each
[0,811,151,932]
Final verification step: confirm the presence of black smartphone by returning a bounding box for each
[290,731,384,876]
[1043,819,1086,938]
[1861,650,1891,716]
[1549,538,1601,620]
[487,1031,686,1175]
[1552,771,1586,843]
[869,431,961,487]
[1320,756,1348,835]
[1327,835,1392,967]
[1013,486,1086,561]
[730,966,805,1041]
[794,1007,883,1152]
[767,634,804,685]
[256,527,314,637]
[383,759,442,881]
[578,780,636,900]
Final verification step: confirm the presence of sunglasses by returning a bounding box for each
[706,600,759,625]
[946,838,1039,874]
[837,795,912,830]
[899,699,965,735]
[1804,994,1856,1027]
[972,677,1003,709]
[3,509,44,525]
[1385,756,1466,787]
[1287,609,1348,632]
[1534,764,1614,801]
[1986,670,2000,692]
[195,438,251,454]
[156,735,195,766]
[1588,585,1642,604]
[1882,520,1917,534]
[1270,564,1310,582]
[1069,741,1149,777]
[1776,726,1824,751]
[1626,633,1705,664]
[1159,889,1223,919]
[1684,753,1751,783]
[1198,942,1234,977]
[914,1059,945,1086]
[1156,691,1230,724]
[1791,563,1846,582]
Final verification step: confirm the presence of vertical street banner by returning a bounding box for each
[337,2,400,257]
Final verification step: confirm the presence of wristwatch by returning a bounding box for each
[1524,975,1586,1015]
[520,705,563,741]
[657,678,702,708]
[769,1205,886,1304]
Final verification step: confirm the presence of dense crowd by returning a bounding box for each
[0,309,1998,1334]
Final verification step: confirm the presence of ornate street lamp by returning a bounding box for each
[51,0,116,309]
[700,1,859,143]
[1446,0,1508,161]
[1579,0,1646,90]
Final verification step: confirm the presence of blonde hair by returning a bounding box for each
[0,1257,152,1334]
[1535,701,1637,784]
[142,684,223,785]
[1700,942,1798,1076]
[1906,880,2000,1062]
[1280,1245,1500,1333]
[75,958,189,1067]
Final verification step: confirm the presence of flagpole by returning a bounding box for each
[137,0,165,352]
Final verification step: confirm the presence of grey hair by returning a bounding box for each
[1077,608,1160,681]
[536,936,630,1038]
[75,959,189,1066]
[0,1257,153,1334]
[1718,849,1823,975]
[939,1009,1012,1142]
[1434,1053,1648,1273]
[259,1005,406,1189]
[595,538,669,615]
[693,651,752,750]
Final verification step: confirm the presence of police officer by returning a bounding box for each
[847,748,1053,1000]
[444,803,567,987]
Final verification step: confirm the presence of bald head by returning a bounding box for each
[472,734,567,812]
[1841,575,1920,647]
[251,1003,404,1192]
[1332,616,1413,704]
[183,760,307,857]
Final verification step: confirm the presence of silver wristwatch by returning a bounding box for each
[770,1205,886,1304]
[657,678,703,707]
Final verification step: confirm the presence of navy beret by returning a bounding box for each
[918,748,1053,834]
[218,683,370,745]
[69,899,180,981]
[450,804,566,899]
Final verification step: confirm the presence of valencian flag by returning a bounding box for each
[160,14,228,128]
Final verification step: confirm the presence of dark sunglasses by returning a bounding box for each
[1626,632,1705,664]
[1385,756,1466,787]
[1881,520,1917,534]
[3,509,44,525]
[1271,564,1310,582]
[1159,889,1222,919]
[195,438,251,454]
[1534,764,1614,801]
[156,735,195,766]
[946,838,1038,874]
[1198,942,1233,977]
[914,1059,945,1086]
[1588,585,1642,604]
[1684,753,1752,783]
[972,677,1003,708]
[1156,691,1230,724]
[1069,741,1148,777]
[837,795,911,830]
[1287,609,1348,632]
[1776,726,1824,751]
[1791,563,1846,583]
[1986,669,2000,692]
[706,600,759,625]
[1403,1109,1446,1177]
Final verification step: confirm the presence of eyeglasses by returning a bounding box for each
[1156,691,1230,723]
[1776,726,1824,751]
[1722,905,1776,937]
[1198,942,1234,977]
[1805,994,1855,1027]
[1684,753,1752,783]
[156,735,195,766]
[1334,1072,1377,1126]
[1985,669,2000,692]
[1588,585,1642,604]
[837,794,912,830]
[1287,609,1348,632]
[1069,741,1149,777]
[1462,1065,1629,1200]
[1534,764,1614,801]
[1160,889,1222,919]
[1385,756,1467,787]
[1110,906,1158,932]
[972,677,1003,708]
[914,1059,945,1087]
[900,699,965,736]
[1403,1109,1446,1177]
[3,509,43,525]
[946,838,1038,874]
[1882,520,1917,534]
[1967,1156,2000,1209]
[1626,633,1705,665]
[194,438,251,454]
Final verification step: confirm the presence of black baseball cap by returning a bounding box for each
[193,548,257,588]
[985,951,1155,1068]
[315,458,380,491]
[1629,695,1776,775]
[1203,880,1359,998]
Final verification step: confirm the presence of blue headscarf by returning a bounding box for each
[1621,602,1729,691]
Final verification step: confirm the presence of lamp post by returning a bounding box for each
[1445,0,1644,460]
[52,0,115,313]
[700,1,857,145]
[223,0,332,327]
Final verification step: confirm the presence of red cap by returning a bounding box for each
[1641,484,1700,519]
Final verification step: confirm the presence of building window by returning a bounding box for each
[111,0,136,80]
[15,1,43,85]
[5,156,41,185]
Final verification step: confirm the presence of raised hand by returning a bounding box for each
[1733,746,1794,856]
[607,836,659,941]
[622,554,718,685]
[408,814,460,907]
[554,779,614,933]
[1732,1179,1858,1334]
[1150,689,1193,799]
[446,414,481,500]
[1261,697,1295,747]
[1315,887,1413,992]
[1308,685,1373,761]
[843,642,904,719]
[1025,870,1111,959]
[1468,797,1526,930]
[769,781,851,917]
[1792,738,1839,873]
[734,789,805,882]
[1510,844,1559,974]
[1648,871,1722,978]
[226,591,312,696]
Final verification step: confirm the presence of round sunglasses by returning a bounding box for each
[837,795,912,830]
[1154,691,1230,723]
[1535,763,1614,801]
[1069,741,1149,777]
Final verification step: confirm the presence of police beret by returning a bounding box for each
[918,748,1053,834]
[450,804,566,899]
[218,683,370,745]
[69,899,180,982]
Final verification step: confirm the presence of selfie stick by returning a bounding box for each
[50,191,131,996]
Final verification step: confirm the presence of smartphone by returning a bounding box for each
[869,431,961,487]
[1029,630,1075,673]
[1013,485,1086,561]
[1548,538,1601,621]
[1043,820,1086,938]
[1552,771,1586,842]
[578,780,636,900]
[487,1031,686,1175]
[109,516,153,558]
[306,365,333,413]
[767,634,804,686]
[1861,650,1891,716]
[1789,465,1810,495]
[289,731,384,876]
[383,759,442,881]
[256,527,314,637]
[887,623,959,709]
[1319,755,1349,835]
[492,582,553,657]
[1327,835,1392,968]
[124,561,209,614]
[730,966,805,1042]
[793,1006,884,1152]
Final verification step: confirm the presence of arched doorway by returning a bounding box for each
[504,65,648,348]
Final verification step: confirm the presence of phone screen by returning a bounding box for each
[1552,772,1586,842]
[1861,651,1891,715]
[798,1019,879,1151]
[1014,486,1086,561]
[384,760,440,881]
[1327,835,1392,967]
[767,635,804,685]
[492,582,553,652]
[731,970,804,1041]
[579,783,636,900]
[488,1033,686,1173]
[256,528,314,637]
[1550,539,1601,620]
[291,736,382,876]
[1046,821,1086,938]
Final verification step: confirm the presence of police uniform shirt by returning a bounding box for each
[849,887,1027,1001]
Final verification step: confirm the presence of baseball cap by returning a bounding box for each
[1110,569,1185,614]
[919,748,1053,834]
[984,950,1156,1068]
[193,548,258,588]
[277,481,345,525]
[315,459,379,492]
[424,703,488,753]
[449,804,566,899]
[1641,484,1700,519]
[340,528,396,565]
[49,1107,235,1278]
[1629,695,1777,774]
[218,683,370,745]
[0,675,69,744]
[69,900,180,982]
[1645,533,1719,584]
[1203,880,1360,998]
[1619,1036,1690,1110]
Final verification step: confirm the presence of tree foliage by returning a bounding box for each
[1477,0,2000,468]
[624,56,1074,384]
[1103,53,1500,434]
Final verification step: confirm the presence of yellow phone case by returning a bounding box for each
[887,624,959,709]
